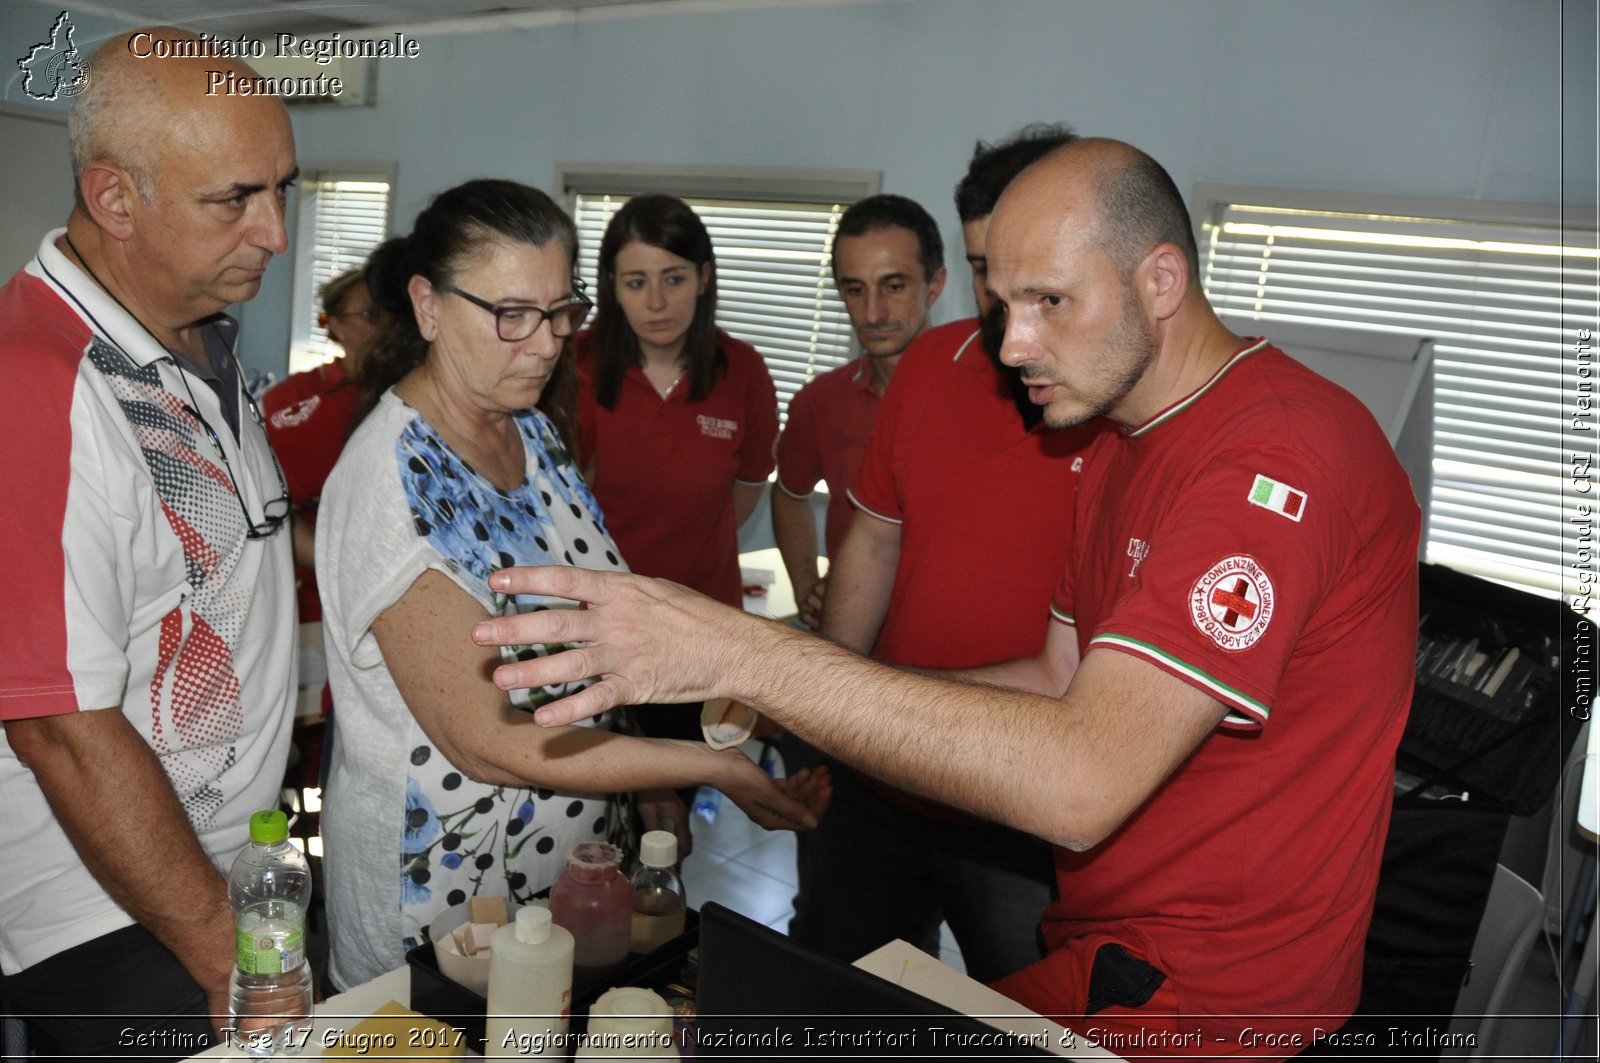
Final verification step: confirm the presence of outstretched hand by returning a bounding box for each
[472,566,764,727]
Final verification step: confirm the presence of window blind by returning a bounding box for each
[1200,201,1597,596]
[290,177,391,373]
[571,193,858,424]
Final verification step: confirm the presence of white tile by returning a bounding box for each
[728,832,798,886]
[688,793,767,860]
[679,847,731,903]
[682,858,795,929]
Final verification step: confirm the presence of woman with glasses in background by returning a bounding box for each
[314,180,823,991]
[575,195,779,742]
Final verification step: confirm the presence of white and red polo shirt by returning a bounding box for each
[0,232,295,974]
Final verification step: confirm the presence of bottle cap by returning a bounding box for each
[567,840,623,872]
[639,830,678,869]
[587,986,674,1041]
[514,904,553,945]
[248,809,289,845]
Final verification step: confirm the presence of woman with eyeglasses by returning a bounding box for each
[575,195,779,742]
[314,180,823,990]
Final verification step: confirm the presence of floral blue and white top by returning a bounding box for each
[317,390,630,990]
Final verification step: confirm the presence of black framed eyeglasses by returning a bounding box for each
[444,284,592,341]
[176,373,291,540]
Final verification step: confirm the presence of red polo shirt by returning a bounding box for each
[993,340,1420,1048]
[775,357,880,557]
[263,357,360,621]
[575,330,778,606]
[850,320,1099,668]
[848,319,1102,823]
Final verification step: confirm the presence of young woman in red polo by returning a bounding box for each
[574,195,778,740]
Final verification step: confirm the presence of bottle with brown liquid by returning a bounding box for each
[628,830,686,954]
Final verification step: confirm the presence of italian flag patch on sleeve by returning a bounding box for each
[1248,474,1307,521]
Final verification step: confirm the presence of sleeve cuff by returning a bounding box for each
[845,488,902,525]
[1087,632,1268,728]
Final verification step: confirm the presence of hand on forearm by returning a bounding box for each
[475,566,771,724]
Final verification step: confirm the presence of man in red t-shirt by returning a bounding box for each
[478,139,1420,1057]
[771,194,946,627]
[792,127,1094,983]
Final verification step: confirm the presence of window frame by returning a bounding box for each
[286,161,396,375]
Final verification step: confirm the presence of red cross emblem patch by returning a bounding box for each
[1189,555,1274,650]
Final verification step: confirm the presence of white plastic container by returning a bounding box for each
[575,986,679,1059]
[484,906,575,1059]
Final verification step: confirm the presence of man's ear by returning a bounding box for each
[78,162,142,242]
[924,265,948,307]
[1143,243,1189,321]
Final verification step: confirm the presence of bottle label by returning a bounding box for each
[235,924,305,975]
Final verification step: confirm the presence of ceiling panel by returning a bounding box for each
[48,0,672,38]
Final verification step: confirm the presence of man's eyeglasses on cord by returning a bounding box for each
[177,373,290,540]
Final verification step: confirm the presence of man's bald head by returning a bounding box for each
[67,29,287,208]
[62,28,296,332]
[999,138,1200,285]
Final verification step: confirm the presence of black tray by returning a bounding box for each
[1399,563,1589,814]
[406,907,698,1053]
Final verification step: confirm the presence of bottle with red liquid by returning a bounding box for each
[548,841,631,977]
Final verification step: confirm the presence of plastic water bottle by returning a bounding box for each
[690,785,721,824]
[226,810,313,1056]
